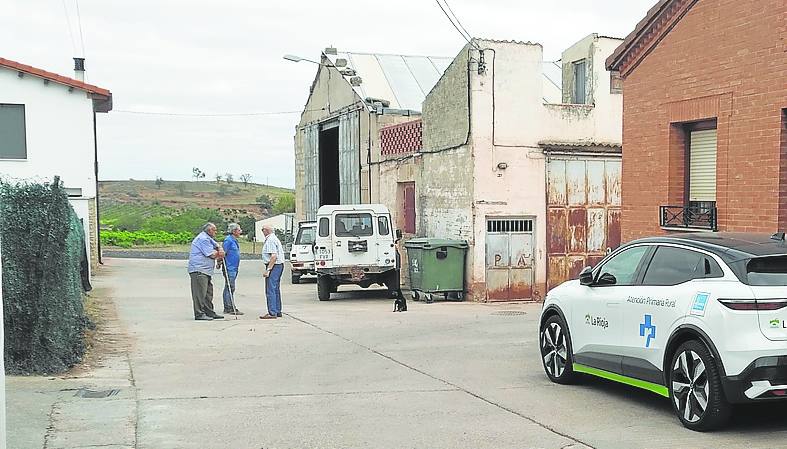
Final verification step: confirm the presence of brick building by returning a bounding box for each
[606,0,787,240]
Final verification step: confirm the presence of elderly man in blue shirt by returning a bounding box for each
[221,222,244,315]
[188,222,225,321]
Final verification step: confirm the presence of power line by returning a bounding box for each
[443,0,473,42]
[112,107,327,117]
[434,0,480,50]
[60,0,77,55]
[74,0,86,57]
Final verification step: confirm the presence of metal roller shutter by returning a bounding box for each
[689,129,717,202]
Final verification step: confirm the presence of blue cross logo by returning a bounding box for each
[639,314,656,348]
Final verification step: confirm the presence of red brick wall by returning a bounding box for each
[620,0,787,241]
[380,119,422,156]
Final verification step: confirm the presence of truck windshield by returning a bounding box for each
[747,256,787,286]
[335,213,373,237]
[296,226,316,245]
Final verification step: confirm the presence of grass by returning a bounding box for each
[104,239,262,255]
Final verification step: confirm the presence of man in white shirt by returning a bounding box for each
[260,224,285,319]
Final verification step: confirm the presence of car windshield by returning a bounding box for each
[335,213,374,237]
[747,256,787,286]
[295,226,316,245]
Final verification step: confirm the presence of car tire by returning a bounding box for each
[317,276,332,301]
[291,274,301,284]
[539,314,576,384]
[668,340,732,431]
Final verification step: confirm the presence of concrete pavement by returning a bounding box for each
[8,257,787,448]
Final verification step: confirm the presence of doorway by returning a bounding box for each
[319,125,339,206]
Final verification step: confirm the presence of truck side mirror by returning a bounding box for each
[395,229,402,242]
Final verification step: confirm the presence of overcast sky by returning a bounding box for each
[2,0,655,188]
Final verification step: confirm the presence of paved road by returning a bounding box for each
[10,258,787,448]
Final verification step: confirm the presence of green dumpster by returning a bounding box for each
[404,238,468,302]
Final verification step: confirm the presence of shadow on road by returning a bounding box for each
[579,374,787,432]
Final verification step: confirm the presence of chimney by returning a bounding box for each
[73,57,85,82]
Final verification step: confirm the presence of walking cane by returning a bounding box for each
[221,262,239,320]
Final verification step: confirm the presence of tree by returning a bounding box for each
[239,173,252,187]
[256,194,274,212]
[273,193,295,215]
[214,173,222,184]
[192,167,205,181]
[225,173,234,184]
[154,177,164,189]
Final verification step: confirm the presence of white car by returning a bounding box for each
[314,204,401,301]
[539,232,787,431]
[290,221,317,284]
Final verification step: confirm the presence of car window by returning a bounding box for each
[296,226,316,245]
[335,213,373,237]
[597,245,649,286]
[642,246,707,286]
[378,216,390,236]
[318,218,329,237]
[746,256,787,286]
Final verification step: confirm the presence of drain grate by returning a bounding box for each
[491,311,526,316]
[75,388,121,398]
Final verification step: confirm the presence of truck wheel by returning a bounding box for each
[291,274,301,284]
[317,276,332,301]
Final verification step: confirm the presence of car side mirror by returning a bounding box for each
[596,272,617,286]
[395,229,402,242]
[579,266,594,286]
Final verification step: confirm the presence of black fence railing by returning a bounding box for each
[659,205,718,231]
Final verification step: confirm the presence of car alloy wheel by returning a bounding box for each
[540,315,575,383]
[671,350,708,423]
[668,340,731,431]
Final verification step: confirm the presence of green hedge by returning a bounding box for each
[1,179,90,374]
[101,230,194,248]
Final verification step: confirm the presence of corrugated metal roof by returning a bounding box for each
[325,52,453,112]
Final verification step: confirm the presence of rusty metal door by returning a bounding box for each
[546,157,621,291]
[486,218,534,301]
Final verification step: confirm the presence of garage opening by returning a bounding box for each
[319,125,340,206]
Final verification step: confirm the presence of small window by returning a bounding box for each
[378,216,390,235]
[642,246,708,286]
[596,245,649,286]
[318,218,329,237]
[610,70,622,94]
[572,60,586,104]
[0,104,27,159]
[335,213,373,237]
[296,226,316,245]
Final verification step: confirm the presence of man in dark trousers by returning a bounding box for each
[222,222,244,315]
[188,222,225,320]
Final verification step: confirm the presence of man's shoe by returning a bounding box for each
[276,313,282,317]
[195,315,213,321]
[227,310,245,315]
[259,314,277,319]
[208,313,224,319]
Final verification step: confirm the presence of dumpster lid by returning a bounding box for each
[404,238,468,249]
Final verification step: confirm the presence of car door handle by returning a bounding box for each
[606,302,619,307]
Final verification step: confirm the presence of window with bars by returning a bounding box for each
[487,218,533,233]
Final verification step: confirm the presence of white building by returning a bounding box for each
[0,57,112,274]
[415,34,623,301]
[254,213,295,242]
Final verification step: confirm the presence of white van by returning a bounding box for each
[314,204,401,301]
[289,221,317,284]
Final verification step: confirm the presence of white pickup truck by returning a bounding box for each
[313,204,401,301]
[289,221,317,284]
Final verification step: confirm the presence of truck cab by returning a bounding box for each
[314,204,401,301]
[289,221,317,284]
